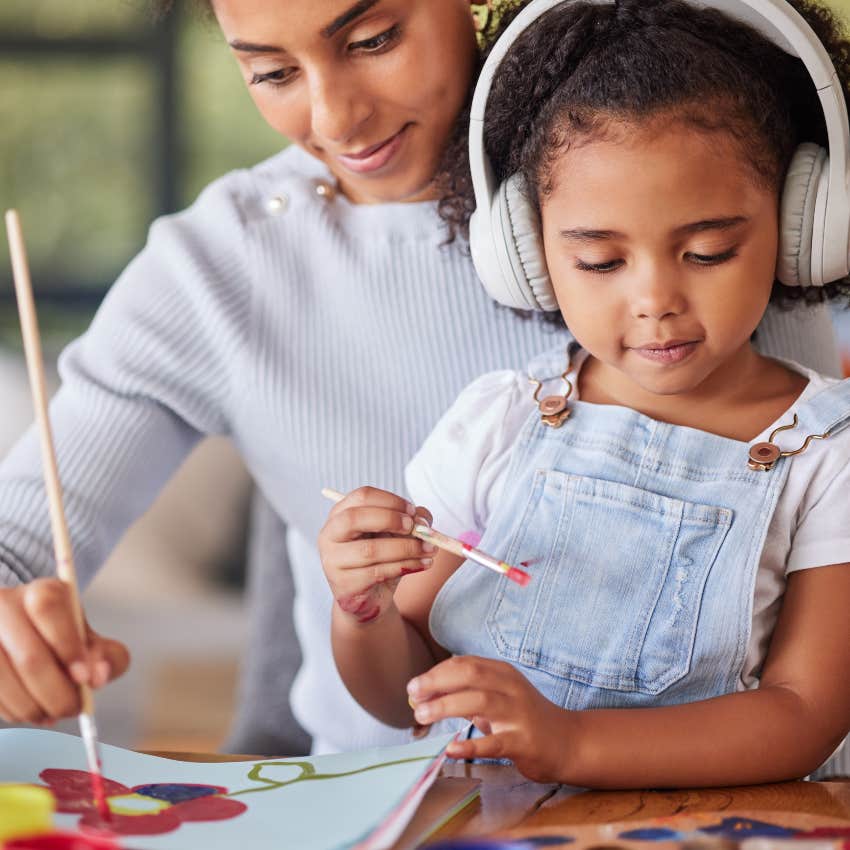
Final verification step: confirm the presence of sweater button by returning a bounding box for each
[266,194,289,214]
[314,179,337,200]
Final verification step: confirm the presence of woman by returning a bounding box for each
[0,0,840,760]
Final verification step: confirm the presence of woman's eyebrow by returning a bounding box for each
[228,0,382,54]
[321,0,382,38]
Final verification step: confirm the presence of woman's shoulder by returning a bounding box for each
[180,145,331,229]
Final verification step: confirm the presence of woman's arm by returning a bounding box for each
[411,563,850,787]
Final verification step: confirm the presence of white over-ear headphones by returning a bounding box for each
[468,0,850,311]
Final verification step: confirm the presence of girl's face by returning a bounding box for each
[213,0,477,204]
[540,121,780,404]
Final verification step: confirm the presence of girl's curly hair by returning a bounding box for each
[435,0,850,306]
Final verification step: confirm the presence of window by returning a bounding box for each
[0,1,282,343]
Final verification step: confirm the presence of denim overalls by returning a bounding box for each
[430,345,850,711]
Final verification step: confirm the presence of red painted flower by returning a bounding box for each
[38,769,247,837]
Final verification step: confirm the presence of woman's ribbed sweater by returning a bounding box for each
[0,146,842,755]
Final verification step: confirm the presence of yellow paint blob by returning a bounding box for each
[0,783,55,842]
[107,793,171,816]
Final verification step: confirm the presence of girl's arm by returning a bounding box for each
[411,562,850,787]
[319,487,461,728]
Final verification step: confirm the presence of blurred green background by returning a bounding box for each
[0,0,283,343]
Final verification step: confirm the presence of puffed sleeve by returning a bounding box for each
[405,369,535,540]
[786,427,850,572]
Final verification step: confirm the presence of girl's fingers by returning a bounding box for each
[325,505,416,542]
[336,559,433,600]
[414,506,433,527]
[329,487,416,518]
[333,535,433,570]
[0,595,81,720]
[408,656,511,702]
[412,689,503,726]
[0,643,49,724]
[447,733,509,762]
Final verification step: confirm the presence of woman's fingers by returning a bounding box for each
[0,592,81,720]
[85,625,131,688]
[22,580,88,676]
[0,643,48,723]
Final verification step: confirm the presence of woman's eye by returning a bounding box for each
[575,258,624,275]
[249,67,297,88]
[686,248,738,266]
[349,24,401,53]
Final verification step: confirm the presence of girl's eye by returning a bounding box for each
[686,247,738,266]
[349,24,401,53]
[249,67,297,88]
[575,258,624,275]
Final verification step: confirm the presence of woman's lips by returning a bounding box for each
[631,340,701,363]
[335,126,410,174]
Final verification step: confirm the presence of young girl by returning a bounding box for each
[319,0,850,786]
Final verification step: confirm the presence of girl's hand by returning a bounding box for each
[318,486,434,625]
[407,655,570,783]
[0,578,130,724]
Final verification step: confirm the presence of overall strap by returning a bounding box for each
[795,377,850,437]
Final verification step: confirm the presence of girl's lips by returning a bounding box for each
[631,341,700,364]
[336,126,410,174]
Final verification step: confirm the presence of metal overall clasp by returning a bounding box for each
[529,355,574,429]
[747,414,831,471]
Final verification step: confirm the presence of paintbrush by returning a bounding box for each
[321,487,531,586]
[4,209,110,820]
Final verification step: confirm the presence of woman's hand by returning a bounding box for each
[407,655,571,783]
[319,486,434,625]
[0,578,130,724]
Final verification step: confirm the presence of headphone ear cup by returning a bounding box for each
[777,142,827,287]
[499,174,560,311]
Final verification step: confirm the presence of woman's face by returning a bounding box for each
[214,0,478,204]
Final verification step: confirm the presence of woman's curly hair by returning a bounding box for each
[435,0,850,306]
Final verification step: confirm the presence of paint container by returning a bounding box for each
[0,785,54,844]
[2,832,119,850]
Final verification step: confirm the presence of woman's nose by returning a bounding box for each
[308,73,373,147]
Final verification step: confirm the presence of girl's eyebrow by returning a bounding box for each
[229,0,382,54]
[560,217,748,243]
[676,216,748,235]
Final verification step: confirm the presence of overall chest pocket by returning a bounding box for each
[486,470,732,694]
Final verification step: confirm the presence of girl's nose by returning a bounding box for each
[630,274,687,320]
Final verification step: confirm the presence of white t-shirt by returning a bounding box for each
[406,351,850,690]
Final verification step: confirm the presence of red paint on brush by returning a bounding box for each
[461,543,472,551]
[91,769,110,822]
[507,567,532,586]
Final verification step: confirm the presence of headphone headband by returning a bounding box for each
[469,0,850,304]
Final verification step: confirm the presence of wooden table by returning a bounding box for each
[152,751,850,848]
